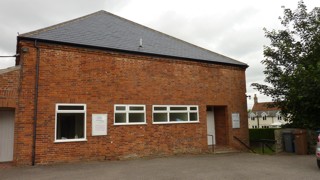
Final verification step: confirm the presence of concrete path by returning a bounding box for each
[0,153,319,180]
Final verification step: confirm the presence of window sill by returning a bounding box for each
[153,121,200,125]
[54,139,87,143]
[113,123,147,126]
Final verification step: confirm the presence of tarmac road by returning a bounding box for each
[0,153,319,180]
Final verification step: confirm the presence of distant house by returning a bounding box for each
[0,11,249,166]
[248,95,285,129]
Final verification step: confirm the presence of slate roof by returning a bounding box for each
[19,10,247,67]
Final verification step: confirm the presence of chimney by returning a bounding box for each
[254,94,258,104]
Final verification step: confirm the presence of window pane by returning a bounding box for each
[116,106,126,111]
[190,107,197,111]
[154,107,167,111]
[170,113,188,122]
[129,106,144,111]
[129,113,145,123]
[190,113,198,121]
[56,113,84,139]
[170,107,187,111]
[115,113,126,123]
[58,105,84,110]
[153,113,168,122]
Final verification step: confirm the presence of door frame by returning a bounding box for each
[206,105,229,146]
[206,106,216,145]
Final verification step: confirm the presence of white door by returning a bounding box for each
[0,110,15,162]
[206,109,216,145]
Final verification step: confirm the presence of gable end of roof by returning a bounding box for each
[18,10,248,67]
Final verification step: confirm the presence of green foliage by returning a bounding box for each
[252,1,320,129]
[249,129,276,141]
[251,145,275,155]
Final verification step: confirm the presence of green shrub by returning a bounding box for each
[249,129,276,141]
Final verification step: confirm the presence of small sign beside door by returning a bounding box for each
[232,113,240,128]
[92,114,107,136]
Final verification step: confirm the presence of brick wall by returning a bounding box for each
[14,40,249,165]
[0,66,20,108]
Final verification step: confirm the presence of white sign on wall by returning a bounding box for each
[232,113,240,128]
[92,114,107,136]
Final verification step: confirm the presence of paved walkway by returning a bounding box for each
[0,153,319,180]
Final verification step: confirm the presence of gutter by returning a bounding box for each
[31,40,40,166]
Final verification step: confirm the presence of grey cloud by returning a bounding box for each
[246,61,265,82]
[147,6,265,60]
[190,7,260,41]
[215,29,264,58]
[0,58,15,68]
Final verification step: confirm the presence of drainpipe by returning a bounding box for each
[32,40,40,166]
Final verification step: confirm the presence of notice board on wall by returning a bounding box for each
[232,113,240,128]
[92,114,107,136]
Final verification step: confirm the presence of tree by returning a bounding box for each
[252,1,320,129]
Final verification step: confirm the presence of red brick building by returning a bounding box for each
[0,11,249,166]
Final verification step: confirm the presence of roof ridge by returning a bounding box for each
[20,10,106,37]
[101,11,244,65]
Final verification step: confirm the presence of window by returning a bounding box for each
[276,112,282,121]
[261,112,267,120]
[114,105,146,125]
[250,113,255,120]
[55,104,86,142]
[153,105,199,124]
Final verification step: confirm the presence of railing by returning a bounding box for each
[251,139,276,154]
[233,136,256,153]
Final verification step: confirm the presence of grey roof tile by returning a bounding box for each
[19,11,247,67]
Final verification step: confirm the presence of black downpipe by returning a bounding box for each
[32,40,40,166]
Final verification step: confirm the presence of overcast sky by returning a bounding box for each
[0,0,318,108]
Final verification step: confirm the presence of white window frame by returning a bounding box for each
[114,104,146,125]
[55,103,87,143]
[261,112,267,120]
[276,112,282,121]
[250,113,256,120]
[152,105,199,124]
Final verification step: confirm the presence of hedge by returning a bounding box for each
[249,128,276,141]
